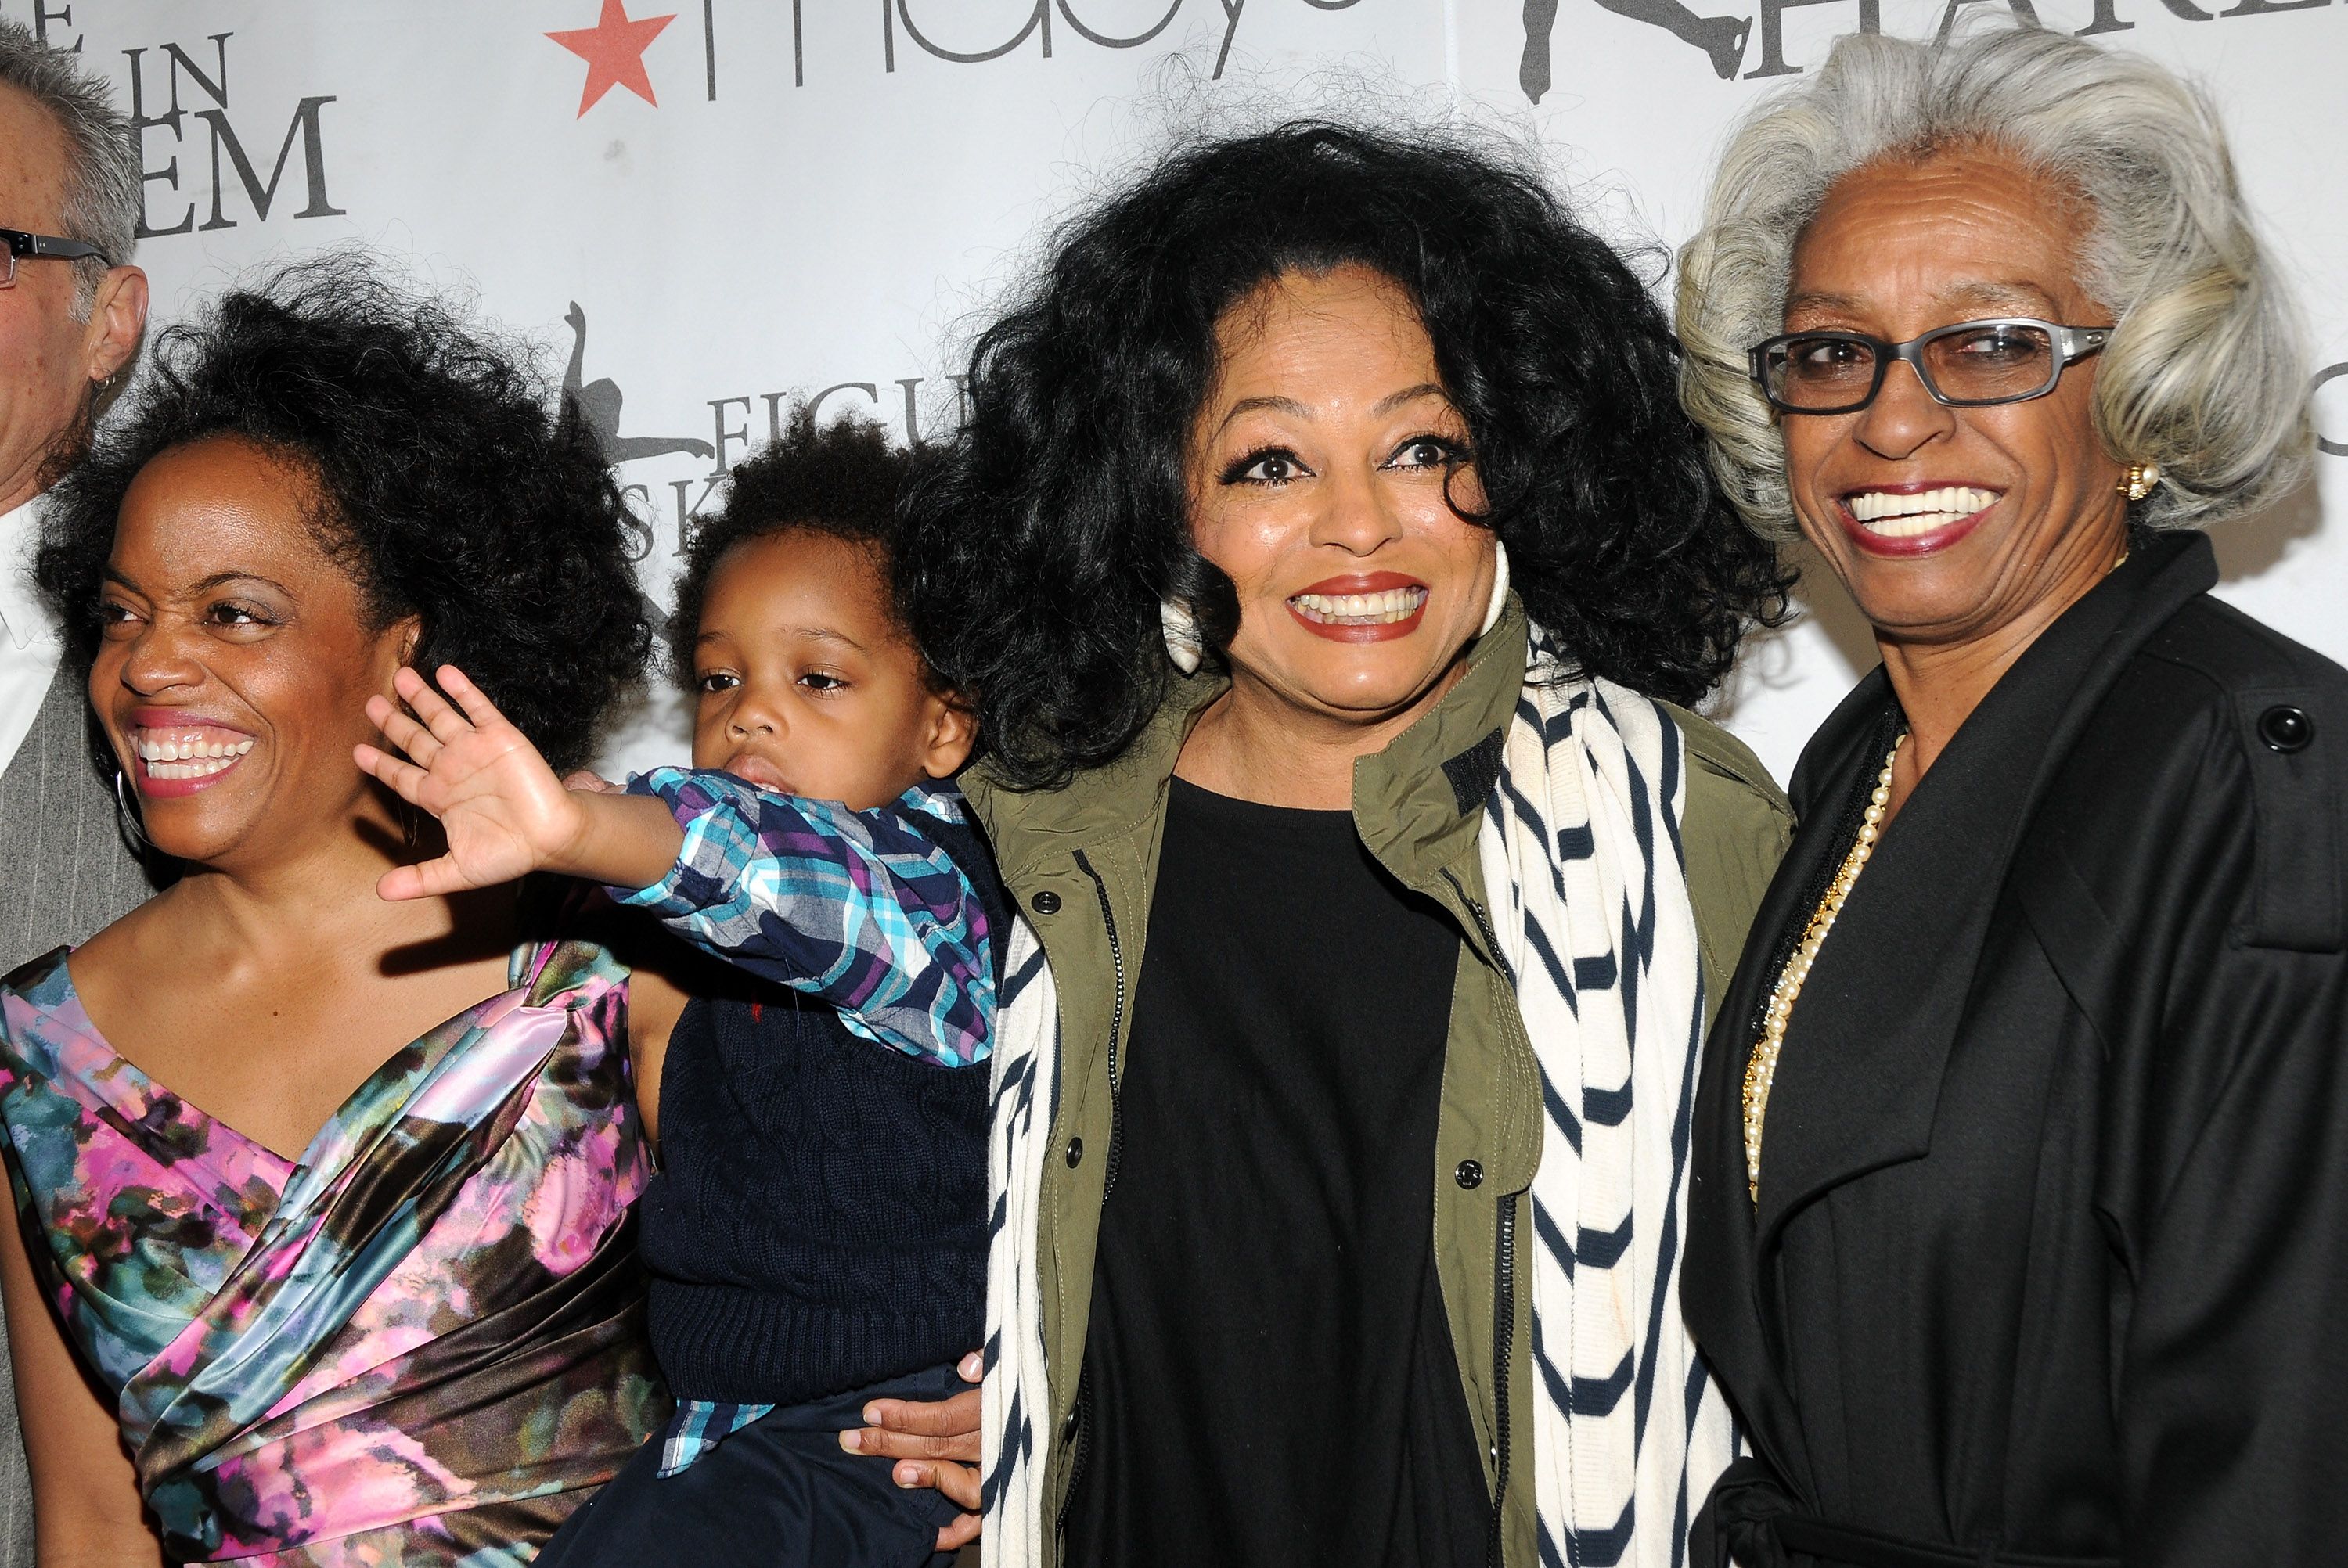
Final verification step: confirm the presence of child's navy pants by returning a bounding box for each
[537,1361,967,1566]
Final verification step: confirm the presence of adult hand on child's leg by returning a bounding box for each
[840,1349,982,1550]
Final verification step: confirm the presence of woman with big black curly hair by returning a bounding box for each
[872,121,1792,1568]
[0,256,668,1565]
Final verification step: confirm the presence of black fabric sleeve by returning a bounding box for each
[2107,714,2348,1566]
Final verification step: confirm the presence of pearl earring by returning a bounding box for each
[1160,599,1203,675]
[2119,462,2161,502]
[1480,540,1512,637]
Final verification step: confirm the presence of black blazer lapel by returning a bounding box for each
[1753,533,2218,1246]
[1685,667,1895,1488]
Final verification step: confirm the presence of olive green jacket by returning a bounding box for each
[962,600,1792,1568]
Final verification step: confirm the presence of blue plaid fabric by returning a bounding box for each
[615,769,994,1067]
[655,1398,774,1477]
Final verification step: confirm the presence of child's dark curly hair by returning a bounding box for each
[35,253,651,773]
[899,120,1794,791]
[665,406,918,689]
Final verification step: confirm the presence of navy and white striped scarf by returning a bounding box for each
[981,630,1734,1567]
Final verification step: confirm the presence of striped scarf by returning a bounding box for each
[981,629,1734,1567]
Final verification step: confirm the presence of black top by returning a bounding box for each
[1063,778,1489,1567]
[1684,531,2348,1568]
[639,809,1012,1404]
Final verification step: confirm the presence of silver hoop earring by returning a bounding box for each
[1160,599,1203,675]
[1479,539,1512,638]
[113,767,150,852]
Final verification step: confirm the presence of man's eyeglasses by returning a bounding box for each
[1747,318,2112,415]
[0,227,112,290]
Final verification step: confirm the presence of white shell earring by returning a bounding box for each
[1479,539,1512,637]
[1160,599,1203,675]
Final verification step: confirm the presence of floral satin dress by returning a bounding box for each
[0,935,670,1566]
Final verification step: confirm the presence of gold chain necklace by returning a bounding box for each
[1741,732,1907,1204]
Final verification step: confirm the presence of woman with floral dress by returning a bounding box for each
[0,258,669,1566]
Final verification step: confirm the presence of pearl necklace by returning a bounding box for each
[1741,732,1907,1205]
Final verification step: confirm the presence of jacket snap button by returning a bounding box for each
[1061,1407,1080,1444]
[1031,890,1062,915]
[1065,1136,1084,1168]
[2259,705,2313,753]
[1455,1159,1485,1190]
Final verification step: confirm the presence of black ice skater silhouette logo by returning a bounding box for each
[1520,0,1750,98]
[563,301,715,466]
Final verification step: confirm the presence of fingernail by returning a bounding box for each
[961,1352,983,1379]
[838,1430,862,1451]
[895,1463,920,1487]
[863,1404,882,1424]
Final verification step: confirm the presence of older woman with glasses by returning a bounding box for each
[1673,27,2344,1568]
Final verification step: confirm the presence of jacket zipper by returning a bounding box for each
[1057,851,1128,1545]
[1057,1362,1094,1540]
[1071,849,1128,1196]
[1440,869,1519,1568]
[1488,1192,1518,1568]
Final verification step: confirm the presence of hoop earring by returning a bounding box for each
[1480,540,1512,638]
[1160,599,1203,675]
[2119,462,2161,502]
[113,767,149,852]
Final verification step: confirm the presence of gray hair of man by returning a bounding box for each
[0,19,139,320]
[1676,25,2314,539]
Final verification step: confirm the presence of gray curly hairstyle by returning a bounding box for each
[1676,26,2313,538]
[0,20,139,319]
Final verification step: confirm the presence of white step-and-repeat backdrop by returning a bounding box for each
[20,0,2346,782]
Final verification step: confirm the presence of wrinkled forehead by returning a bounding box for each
[0,81,71,233]
[1788,150,2099,326]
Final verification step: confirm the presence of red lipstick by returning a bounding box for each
[1286,572,1431,644]
[1834,483,2002,559]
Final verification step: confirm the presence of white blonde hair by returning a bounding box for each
[1676,25,2313,538]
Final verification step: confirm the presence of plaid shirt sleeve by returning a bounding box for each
[613,768,994,1068]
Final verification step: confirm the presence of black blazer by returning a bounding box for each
[1684,530,2348,1568]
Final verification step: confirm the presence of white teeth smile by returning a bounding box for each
[132,728,253,782]
[1845,486,1999,538]
[1290,587,1429,625]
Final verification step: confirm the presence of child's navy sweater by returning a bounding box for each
[619,773,1010,1406]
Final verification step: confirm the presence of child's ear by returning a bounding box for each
[919,693,979,780]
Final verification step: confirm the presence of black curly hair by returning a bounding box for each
[34,253,652,773]
[899,120,1792,791]
[665,405,920,689]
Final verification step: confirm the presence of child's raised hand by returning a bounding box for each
[356,665,587,902]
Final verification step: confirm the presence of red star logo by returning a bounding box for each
[546,0,676,117]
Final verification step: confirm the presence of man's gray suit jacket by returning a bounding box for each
[0,664,161,1562]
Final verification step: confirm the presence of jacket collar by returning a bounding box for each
[966,597,1530,897]
[1353,595,1529,894]
[1758,530,2215,1238]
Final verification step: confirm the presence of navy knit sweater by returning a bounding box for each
[639,811,1008,1405]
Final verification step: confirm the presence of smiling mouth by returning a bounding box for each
[1844,486,2000,538]
[133,725,254,782]
[1289,586,1430,625]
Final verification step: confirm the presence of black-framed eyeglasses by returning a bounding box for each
[0,227,111,290]
[1748,318,2112,415]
